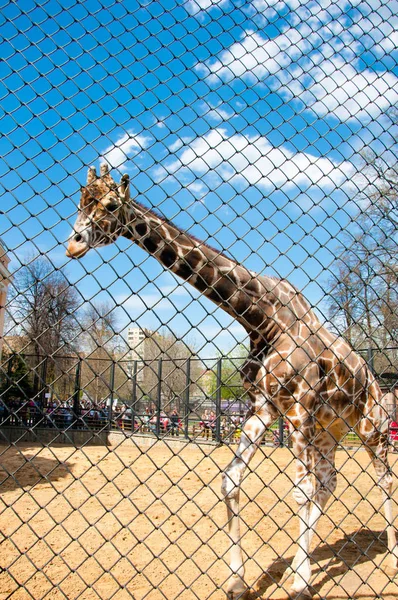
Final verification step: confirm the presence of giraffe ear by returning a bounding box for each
[119,173,130,202]
[100,163,116,189]
[87,166,97,184]
[100,163,110,176]
[100,163,114,181]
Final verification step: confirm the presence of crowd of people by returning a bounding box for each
[0,397,186,433]
[0,398,110,429]
[2,395,398,451]
[137,406,182,435]
[114,405,248,441]
[0,397,292,446]
[197,410,243,440]
[0,397,245,439]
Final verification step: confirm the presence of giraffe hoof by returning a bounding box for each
[290,585,313,599]
[385,565,398,578]
[226,574,247,599]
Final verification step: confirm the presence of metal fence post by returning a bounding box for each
[33,354,41,400]
[184,357,191,439]
[4,354,13,423]
[156,359,162,437]
[108,360,115,430]
[40,356,48,406]
[215,358,222,444]
[367,346,375,374]
[131,360,137,432]
[37,357,48,426]
[278,416,285,448]
[73,359,81,425]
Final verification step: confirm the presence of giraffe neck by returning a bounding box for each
[120,201,284,338]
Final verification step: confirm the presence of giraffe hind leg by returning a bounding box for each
[287,430,338,583]
[360,430,398,577]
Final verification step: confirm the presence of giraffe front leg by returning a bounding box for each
[290,423,316,599]
[381,484,398,578]
[363,438,398,577]
[222,458,247,600]
[221,410,272,599]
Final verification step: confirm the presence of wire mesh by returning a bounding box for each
[1,1,398,599]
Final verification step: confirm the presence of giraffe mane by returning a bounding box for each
[130,197,233,261]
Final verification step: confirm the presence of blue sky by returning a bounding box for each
[1,0,398,357]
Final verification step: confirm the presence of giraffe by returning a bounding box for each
[67,164,398,598]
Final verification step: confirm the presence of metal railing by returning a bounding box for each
[1,351,398,447]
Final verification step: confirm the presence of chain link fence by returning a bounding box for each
[1,1,398,598]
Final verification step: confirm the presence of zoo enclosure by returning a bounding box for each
[1,1,398,599]
[2,349,398,444]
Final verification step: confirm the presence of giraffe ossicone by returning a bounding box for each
[67,165,398,599]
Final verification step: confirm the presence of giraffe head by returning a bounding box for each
[66,164,130,258]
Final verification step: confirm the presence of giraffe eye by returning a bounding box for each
[101,198,120,212]
[106,201,119,212]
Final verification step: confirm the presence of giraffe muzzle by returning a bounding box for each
[66,235,90,258]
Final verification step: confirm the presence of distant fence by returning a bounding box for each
[1,350,397,447]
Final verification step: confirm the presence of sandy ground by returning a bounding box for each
[0,437,397,600]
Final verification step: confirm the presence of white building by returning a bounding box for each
[127,326,150,360]
[127,326,152,381]
[128,327,146,355]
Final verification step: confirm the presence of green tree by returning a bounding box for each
[0,352,34,406]
[207,344,247,401]
[10,255,81,357]
[142,329,203,412]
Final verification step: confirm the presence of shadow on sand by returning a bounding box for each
[243,528,396,599]
[0,445,73,492]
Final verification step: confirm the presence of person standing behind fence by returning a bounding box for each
[143,407,151,432]
[209,410,216,440]
[201,409,210,440]
[170,408,180,436]
[149,413,158,434]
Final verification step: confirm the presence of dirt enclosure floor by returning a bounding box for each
[0,438,397,600]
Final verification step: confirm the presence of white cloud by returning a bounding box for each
[194,23,398,122]
[101,122,355,205]
[184,0,228,16]
[118,284,191,313]
[121,295,170,312]
[187,180,209,201]
[102,131,153,169]
[169,129,355,196]
[194,321,248,356]
[297,58,398,121]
